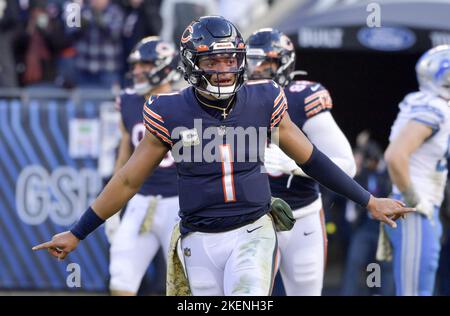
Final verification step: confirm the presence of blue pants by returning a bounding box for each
[437,227,450,295]
[385,208,442,296]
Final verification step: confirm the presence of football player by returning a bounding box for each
[384,45,450,296]
[106,36,180,296]
[34,16,413,296]
[246,28,356,295]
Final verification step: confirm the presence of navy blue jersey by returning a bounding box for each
[143,80,288,232]
[269,80,333,210]
[117,89,178,197]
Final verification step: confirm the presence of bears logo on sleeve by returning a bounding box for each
[304,85,333,118]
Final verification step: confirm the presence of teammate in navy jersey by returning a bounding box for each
[104,36,180,296]
[34,16,414,296]
[246,28,356,295]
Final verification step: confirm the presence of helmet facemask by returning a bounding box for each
[129,62,154,95]
[129,58,179,95]
[185,51,246,99]
[246,28,297,87]
[247,56,278,80]
[247,51,295,87]
[127,38,180,95]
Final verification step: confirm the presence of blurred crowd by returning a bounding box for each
[0,0,273,90]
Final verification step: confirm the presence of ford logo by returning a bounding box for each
[357,26,416,51]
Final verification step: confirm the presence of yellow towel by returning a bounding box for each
[376,223,393,262]
[166,222,191,296]
[139,196,159,234]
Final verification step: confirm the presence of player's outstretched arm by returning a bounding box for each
[32,131,169,259]
[277,113,415,227]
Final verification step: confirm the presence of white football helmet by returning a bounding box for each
[416,45,450,100]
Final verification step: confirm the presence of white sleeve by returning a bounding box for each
[303,111,357,177]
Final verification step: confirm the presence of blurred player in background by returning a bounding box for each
[384,45,450,296]
[105,36,180,296]
[246,28,356,295]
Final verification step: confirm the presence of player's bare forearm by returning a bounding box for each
[385,150,412,192]
[113,121,132,174]
[277,113,314,164]
[92,131,168,220]
[384,121,432,192]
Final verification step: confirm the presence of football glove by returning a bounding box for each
[264,143,309,177]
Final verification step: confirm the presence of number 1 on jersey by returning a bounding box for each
[220,144,236,202]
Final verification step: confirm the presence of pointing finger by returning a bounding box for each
[32,240,55,251]
[393,207,416,215]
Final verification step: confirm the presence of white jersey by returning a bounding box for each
[389,91,450,206]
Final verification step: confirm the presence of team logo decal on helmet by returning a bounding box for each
[181,25,193,44]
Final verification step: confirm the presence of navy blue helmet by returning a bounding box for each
[246,28,298,87]
[128,36,180,95]
[179,16,246,99]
